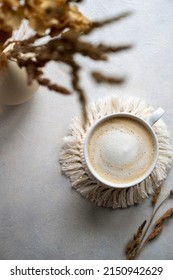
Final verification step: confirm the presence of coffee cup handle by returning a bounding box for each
[146,107,165,126]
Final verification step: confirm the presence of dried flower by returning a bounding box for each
[0,0,132,118]
[24,1,91,35]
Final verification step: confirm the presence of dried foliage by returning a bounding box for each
[125,188,173,260]
[0,0,132,117]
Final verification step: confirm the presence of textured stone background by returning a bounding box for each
[0,0,173,259]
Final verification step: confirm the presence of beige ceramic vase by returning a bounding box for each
[0,60,39,105]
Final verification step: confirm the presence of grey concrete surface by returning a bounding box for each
[0,0,173,260]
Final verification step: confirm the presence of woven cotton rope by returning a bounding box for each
[60,95,173,208]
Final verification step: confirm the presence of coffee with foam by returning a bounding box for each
[87,117,156,185]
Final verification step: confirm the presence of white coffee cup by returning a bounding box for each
[84,108,164,188]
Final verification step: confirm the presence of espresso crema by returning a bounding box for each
[87,117,156,185]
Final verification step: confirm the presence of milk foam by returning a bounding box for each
[88,117,155,184]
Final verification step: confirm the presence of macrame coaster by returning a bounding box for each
[60,95,173,208]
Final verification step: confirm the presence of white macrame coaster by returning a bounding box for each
[60,95,173,208]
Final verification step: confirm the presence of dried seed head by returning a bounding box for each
[125,220,147,260]
[155,208,173,227]
[147,224,163,241]
[151,186,161,206]
[170,189,173,197]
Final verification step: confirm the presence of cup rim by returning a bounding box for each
[84,113,159,188]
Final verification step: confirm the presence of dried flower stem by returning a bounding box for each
[70,59,87,121]
[143,192,170,239]
[136,207,173,258]
[125,188,173,260]
[133,192,170,259]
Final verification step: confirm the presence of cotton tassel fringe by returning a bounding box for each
[59,95,173,208]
